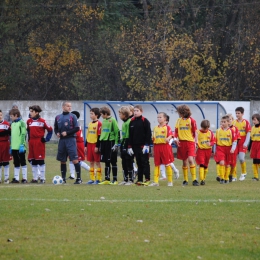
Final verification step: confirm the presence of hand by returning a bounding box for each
[168,138,174,145]
[41,137,46,143]
[142,145,149,154]
[127,148,134,156]
[19,144,25,153]
[111,144,118,152]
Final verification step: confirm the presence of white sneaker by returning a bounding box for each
[232,177,237,182]
[4,179,9,184]
[159,177,166,180]
[239,174,247,181]
[174,169,180,179]
[125,181,133,186]
[119,181,127,185]
[148,182,159,186]
[168,182,173,187]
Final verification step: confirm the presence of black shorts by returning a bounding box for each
[56,137,78,162]
[100,140,117,163]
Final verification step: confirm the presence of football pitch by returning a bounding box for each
[0,145,260,259]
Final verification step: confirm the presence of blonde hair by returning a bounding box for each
[119,106,130,117]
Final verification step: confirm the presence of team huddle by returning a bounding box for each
[0,102,259,185]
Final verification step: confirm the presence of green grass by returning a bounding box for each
[0,144,260,259]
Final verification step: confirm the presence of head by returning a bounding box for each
[128,105,134,116]
[157,112,167,125]
[225,113,234,126]
[252,114,260,126]
[71,111,80,119]
[100,106,111,119]
[200,119,210,130]
[118,106,130,121]
[0,110,3,121]
[166,114,170,124]
[235,107,244,120]
[9,108,21,121]
[62,101,72,113]
[12,103,18,109]
[176,105,191,118]
[29,105,42,119]
[221,115,229,129]
[90,108,101,120]
[134,105,143,117]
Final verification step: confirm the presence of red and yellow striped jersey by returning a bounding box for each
[232,119,251,137]
[153,125,172,144]
[215,127,237,146]
[86,120,102,144]
[196,129,215,149]
[250,126,260,141]
[175,117,197,142]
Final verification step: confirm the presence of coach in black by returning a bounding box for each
[54,101,82,184]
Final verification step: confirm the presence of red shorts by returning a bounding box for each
[167,144,174,162]
[237,136,247,153]
[177,141,196,160]
[195,148,211,167]
[77,141,85,161]
[153,144,173,166]
[214,146,232,165]
[0,141,11,162]
[86,143,100,162]
[250,141,260,159]
[28,139,45,160]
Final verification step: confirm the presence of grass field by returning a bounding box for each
[0,144,260,259]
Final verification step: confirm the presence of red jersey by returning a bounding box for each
[76,125,84,143]
[27,117,53,139]
[0,120,10,142]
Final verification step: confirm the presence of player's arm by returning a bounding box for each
[66,116,79,136]
[209,130,216,146]
[230,128,237,153]
[190,117,197,139]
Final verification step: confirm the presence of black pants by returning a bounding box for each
[12,150,26,167]
[121,148,134,182]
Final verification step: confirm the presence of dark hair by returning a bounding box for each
[221,115,229,121]
[176,105,191,118]
[201,119,210,128]
[235,107,244,114]
[71,111,80,119]
[29,105,42,113]
[158,112,167,119]
[0,110,2,113]
[9,108,21,117]
[100,106,111,116]
[252,113,260,123]
[90,108,101,119]
[166,114,170,123]
[134,105,143,112]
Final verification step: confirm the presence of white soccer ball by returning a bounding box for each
[52,175,63,185]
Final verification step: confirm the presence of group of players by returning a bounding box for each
[0,101,259,186]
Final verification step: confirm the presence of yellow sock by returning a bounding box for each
[224,166,231,181]
[230,166,237,178]
[204,168,208,179]
[219,165,225,179]
[216,164,220,177]
[241,161,247,174]
[183,166,188,182]
[96,168,102,181]
[90,168,95,181]
[253,164,258,178]
[166,165,173,183]
[199,167,204,181]
[190,164,196,181]
[154,166,160,183]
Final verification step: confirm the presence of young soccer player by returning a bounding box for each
[195,119,215,185]
[118,106,134,185]
[9,108,28,183]
[128,105,151,186]
[214,116,237,184]
[85,108,102,184]
[98,106,120,185]
[27,105,53,183]
[149,112,174,186]
[174,105,199,186]
[249,113,260,181]
[68,111,90,180]
[0,109,11,184]
[54,101,82,184]
[233,107,251,181]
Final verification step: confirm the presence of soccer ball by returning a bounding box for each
[52,175,63,185]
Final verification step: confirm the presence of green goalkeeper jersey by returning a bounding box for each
[100,117,119,144]
[10,119,27,150]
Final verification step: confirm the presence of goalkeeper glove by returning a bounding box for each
[142,145,149,154]
[127,148,134,156]
[19,144,25,153]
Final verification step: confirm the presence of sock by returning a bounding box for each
[154,166,160,183]
[190,164,196,181]
[37,166,41,178]
[241,162,247,174]
[224,166,231,181]
[105,166,110,180]
[170,162,178,173]
[204,168,208,179]
[22,165,27,180]
[14,167,20,181]
[230,166,237,178]
[166,165,173,183]
[0,165,2,180]
[199,167,204,181]
[4,165,9,181]
[183,166,188,182]
[32,165,38,180]
[216,164,220,177]
[219,165,225,179]
[96,168,102,181]
[39,164,46,180]
[160,165,166,178]
[253,164,258,178]
[133,163,137,172]
[80,161,90,171]
[90,168,95,181]
[69,161,75,178]
[61,164,67,180]
[112,165,117,181]
[128,170,133,182]
[74,163,81,179]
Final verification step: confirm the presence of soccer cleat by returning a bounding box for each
[167,182,173,187]
[192,180,199,186]
[40,179,45,184]
[224,180,229,184]
[118,181,127,185]
[135,181,143,186]
[98,180,110,185]
[148,182,159,186]
[182,180,188,186]
[252,177,259,181]
[232,177,237,182]
[93,180,100,185]
[159,177,166,180]
[62,179,66,184]
[74,178,82,184]
[200,180,205,186]
[4,179,9,184]
[216,176,221,182]
[239,174,247,181]
[110,180,118,185]
[125,181,133,186]
[21,179,28,184]
[174,168,180,179]
[143,179,150,186]
[86,180,95,185]
[229,175,233,182]
[68,176,75,180]
[219,179,225,184]
[11,178,19,184]
[30,179,38,184]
